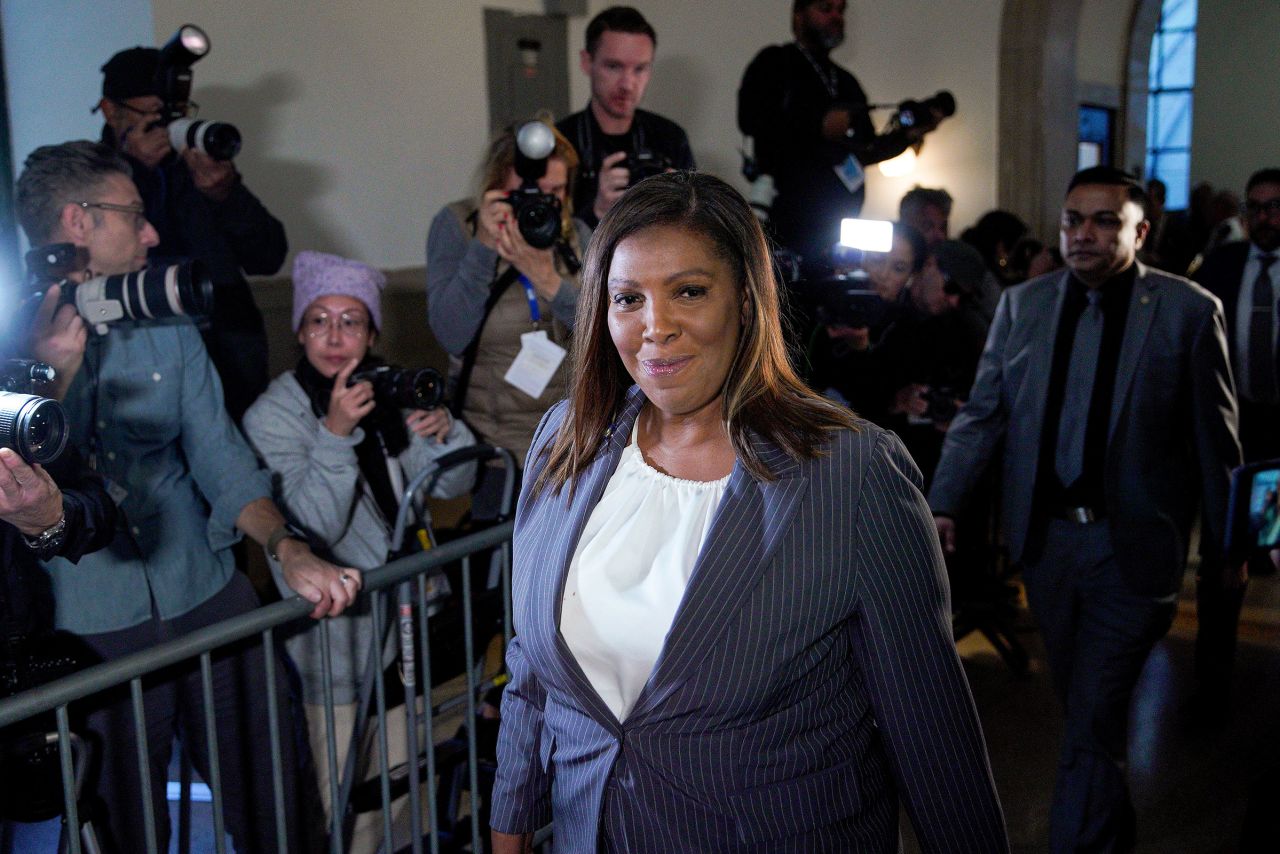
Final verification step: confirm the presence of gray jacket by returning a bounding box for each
[243,371,477,703]
[929,263,1241,595]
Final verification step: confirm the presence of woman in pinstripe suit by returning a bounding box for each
[492,172,1007,853]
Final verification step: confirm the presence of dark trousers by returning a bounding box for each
[80,573,303,854]
[1023,519,1176,854]
[1193,397,1280,700]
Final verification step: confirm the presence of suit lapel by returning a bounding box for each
[1109,264,1161,441]
[628,437,807,721]
[1016,272,1070,454]
[533,387,646,731]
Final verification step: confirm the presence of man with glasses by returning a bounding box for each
[97,46,286,421]
[15,140,355,853]
[1192,167,1280,722]
[929,167,1241,851]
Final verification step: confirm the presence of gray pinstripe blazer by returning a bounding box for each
[492,387,1008,852]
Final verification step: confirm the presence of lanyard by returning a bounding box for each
[796,43,838,99]
[519,275,542,323]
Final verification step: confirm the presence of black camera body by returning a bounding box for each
[25,243,214,334]
[505,122,565,250]
[895,90,956,131]
[505,186,563,251]
[624,149,673,185]
[796,274,894,330]
[152,25,242,161]
[349,365,444,411]
[923,386,960,424]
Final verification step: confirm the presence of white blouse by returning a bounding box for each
[559,431,730,721]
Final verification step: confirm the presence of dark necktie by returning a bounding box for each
[1056,289,1104,487]
[1248,253,1277,403]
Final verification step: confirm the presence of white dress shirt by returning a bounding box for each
[560,429,729,721]
[1234,243,1280,399]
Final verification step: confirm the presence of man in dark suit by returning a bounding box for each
[1191,167,1280,716]
[929,166,1242,852]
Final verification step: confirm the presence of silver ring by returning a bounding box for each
[340,573,353,586]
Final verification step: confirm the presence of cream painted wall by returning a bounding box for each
[1075,0,1134,90]
[146,0,1003,267]
[1191,0,1280,194]
[150,0,550,269]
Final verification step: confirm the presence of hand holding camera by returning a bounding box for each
[29,285,88,401]
[405,408,452,443]
[182,147,237,202]
[594,150,631,221]
[477,189,560,298]
[325,358,375,438]
[0,448,64,539]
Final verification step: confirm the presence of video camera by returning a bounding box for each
[791,217,897,328]
[25,243,213,335]
[794,274,893,330]
[349,365,445,411]
[0,360,68,466]
[154,24,242,161]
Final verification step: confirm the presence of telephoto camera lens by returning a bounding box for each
[71,261,214,327]
[349,366,445,411]
[0,392,69,465]
[168,118,242,161]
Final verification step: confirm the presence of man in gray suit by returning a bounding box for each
[929,166,1242,852]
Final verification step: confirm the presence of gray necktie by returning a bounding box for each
[1055,289,1104,487]
[1247,253,1277,403]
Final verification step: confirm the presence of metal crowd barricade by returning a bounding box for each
[0,446,552,853]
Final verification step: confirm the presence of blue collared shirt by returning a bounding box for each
[41,319,270,634]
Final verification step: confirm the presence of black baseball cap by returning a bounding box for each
[101,47,161,100]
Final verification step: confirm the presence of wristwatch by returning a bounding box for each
[266,522,306,561]
[23,513,67,556]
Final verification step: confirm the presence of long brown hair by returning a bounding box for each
[533,171,857,498]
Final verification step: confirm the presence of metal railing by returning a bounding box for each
[0,518,520,854]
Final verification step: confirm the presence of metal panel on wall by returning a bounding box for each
[484,9,571,136]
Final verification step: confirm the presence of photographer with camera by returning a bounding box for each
[243,251,475,854]
[96,34,286,422]
[427,119,589,517]
[556,6,695,228]
[0,435,117,846]
[15,140,357,853]
[826,240,989,484]
[738,0,952,277]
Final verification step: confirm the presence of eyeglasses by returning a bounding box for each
[77,201,149,232]
[111,98,199,119]
[1244,199,1280,217]
[302,311,370,339]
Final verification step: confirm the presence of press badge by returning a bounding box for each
[834,154,865,194]
[504,330,566,399]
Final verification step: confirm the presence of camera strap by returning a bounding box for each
[518,275,542,324]
[575,105,648,182]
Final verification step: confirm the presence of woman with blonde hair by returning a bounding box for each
[426,118,591,517]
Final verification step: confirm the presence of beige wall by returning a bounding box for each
[1191,0,1280,195]
[1075,0,1134,93]
[149,0,1003,269]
